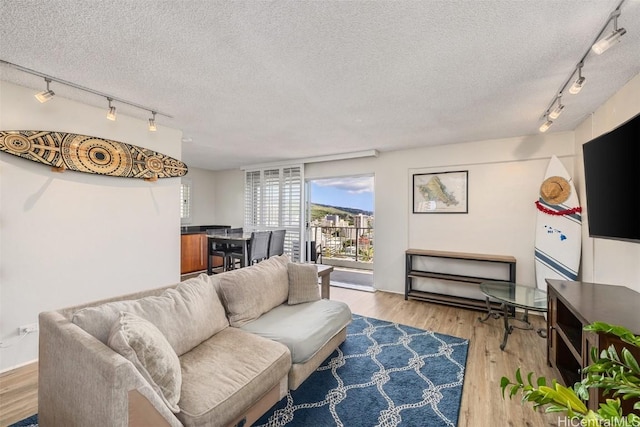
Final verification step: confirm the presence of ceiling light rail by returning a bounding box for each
[0,59,172,130]
[539,0,627,132]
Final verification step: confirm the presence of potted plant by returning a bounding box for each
[501,322,640,426]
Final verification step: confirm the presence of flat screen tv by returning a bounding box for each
[582,112,640,243]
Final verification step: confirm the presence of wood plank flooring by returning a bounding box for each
[330,287,559,427]
[0,288,559,426]
[0,362,38,427]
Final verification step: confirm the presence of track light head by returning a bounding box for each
[539,117,553,133]
[35,78,55,103]
[569,66,585,95]
[592,27,626,55]
[548,96,565,120]
[592,12,626,55]
[569,76,586,95]
[148,111,157,132]
[106,98,117,121]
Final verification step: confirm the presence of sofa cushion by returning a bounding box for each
[218,255,289,327]
[176,327,291,427]
[240,299,352,363]
[72,273,228,356]
[108,312,182,413]
[287,262,320,305]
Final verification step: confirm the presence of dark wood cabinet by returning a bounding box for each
[547,279,640,413]
[180,233,208,274]
[181,232,225,275]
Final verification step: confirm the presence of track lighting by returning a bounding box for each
[592,11,626,55]
[539,116,553,133]
[106,98,117,121]
[539,2,626,132]
[548,95,565,120]
[35,78,55,103]
[148,111,157,132]
[569,65,586,95]
[1,60,172,131]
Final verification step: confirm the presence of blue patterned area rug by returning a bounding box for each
[9,316,468,427]
[9,414,37,427]
[255,315,469,427]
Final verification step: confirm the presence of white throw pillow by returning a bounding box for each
[287,262,320,305]
[108,312,182,413]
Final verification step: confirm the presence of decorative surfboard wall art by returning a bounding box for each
[534,155,581,293]
[0,130,188,181]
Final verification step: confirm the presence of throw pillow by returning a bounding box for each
[287,262,320,305]
[218,255,290,327]
[73,273,229,356]
[108,312,182,413]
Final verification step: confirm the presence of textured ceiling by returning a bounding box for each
[1,1,639,171]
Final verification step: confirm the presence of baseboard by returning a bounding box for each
[330,282,376,292]
[0,358,38,375]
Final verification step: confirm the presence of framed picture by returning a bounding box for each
[413,170,468,213]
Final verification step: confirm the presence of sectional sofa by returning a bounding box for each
[38,255,352,426]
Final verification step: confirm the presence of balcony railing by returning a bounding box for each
[309,225,374,263]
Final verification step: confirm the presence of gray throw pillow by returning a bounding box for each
[287,263,320,305]
[108,312,182,413]
[218,255,290,327]
[73,273,229,356]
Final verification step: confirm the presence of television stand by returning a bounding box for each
[546,279,640,413]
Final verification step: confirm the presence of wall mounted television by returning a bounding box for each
[582,112,640,243]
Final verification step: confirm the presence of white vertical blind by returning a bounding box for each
[244,171,261,227]
[180,179,192,223]
[244,165,303,261]
[263,169,280,228]
[282,167,302,260]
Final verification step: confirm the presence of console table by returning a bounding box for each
[405,249,516,311]
[547,279,640,413]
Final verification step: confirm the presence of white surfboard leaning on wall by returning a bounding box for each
[534,155,582,292]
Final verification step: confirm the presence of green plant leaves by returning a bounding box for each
[501,321,639,424]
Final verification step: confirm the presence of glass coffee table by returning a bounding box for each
[479,281,548,350]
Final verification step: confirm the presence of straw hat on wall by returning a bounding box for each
[540,176,571,205]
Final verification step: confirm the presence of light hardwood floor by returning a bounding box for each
[0,287,559,427]
[0,361,38,427]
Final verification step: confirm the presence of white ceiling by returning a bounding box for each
[1,1,639,171]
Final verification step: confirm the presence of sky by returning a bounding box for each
[309,176,374,212]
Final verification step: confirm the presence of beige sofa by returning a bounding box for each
[38,256,352,427]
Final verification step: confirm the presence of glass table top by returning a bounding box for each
[480,281,547,312]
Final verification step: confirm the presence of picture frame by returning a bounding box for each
[413,170,468,214]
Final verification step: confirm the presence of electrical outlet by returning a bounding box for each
[19,323,38,335]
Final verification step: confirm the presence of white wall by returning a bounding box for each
[212,168,245,228]
[574,73,640,292]
[213,131,575,294]
[309,133,575,293]
[0,81,182,371]
[182,167,218,225]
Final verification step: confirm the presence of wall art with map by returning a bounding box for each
[413,170,468,213]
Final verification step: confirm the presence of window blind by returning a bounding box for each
[180,180,192,223]
[244,165,303,261]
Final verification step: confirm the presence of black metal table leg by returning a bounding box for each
[478,297,500,322]
[500,303,513,351]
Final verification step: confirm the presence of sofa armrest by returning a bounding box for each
[38,311,182,427]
